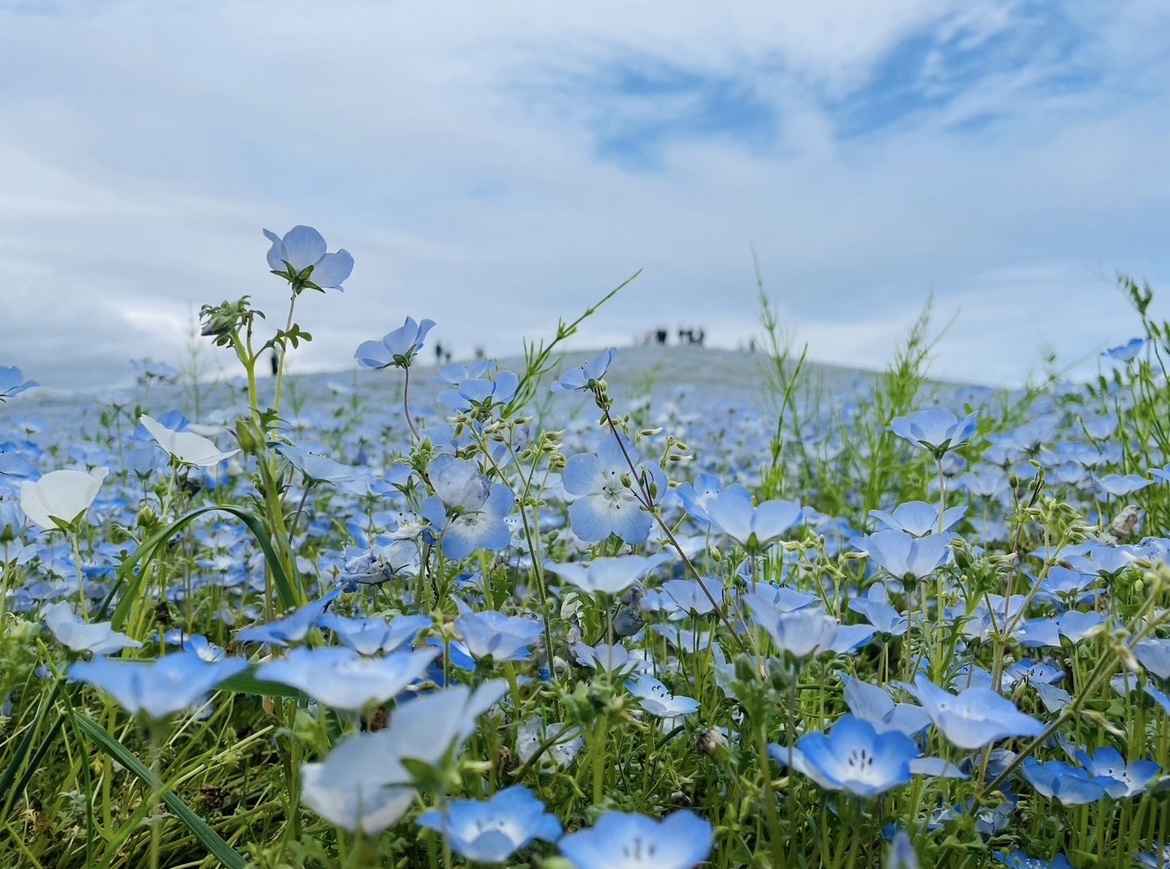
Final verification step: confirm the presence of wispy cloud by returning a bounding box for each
[0,0,1166,390]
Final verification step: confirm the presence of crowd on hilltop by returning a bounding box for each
[641,326,706,346]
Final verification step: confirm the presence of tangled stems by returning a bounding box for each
[593,389,754,662]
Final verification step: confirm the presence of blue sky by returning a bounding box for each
[0,0,1168,389]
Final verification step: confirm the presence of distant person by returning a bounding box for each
[696,328,705,347]
[475,346,485,360]
[435,342,444,365]
[656,328,668,345]
[270,350,279,376]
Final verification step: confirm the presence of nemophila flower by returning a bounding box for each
[545,553,670,596]
[627,675,699,719]
[1067,543,1136,579]
[140,415,239,468]
[994,852,1075,869]
[1094,473,1151,498]
[1138,845,1170,867]
[705,484,802,552]
[318,613,432,655]
[264,225,353,292]
[1102,337,1145,361]
[20,467,109,532]
[781,715,917,798]
[0,366,36,402]
[842,676,931,737]
[422,456,515,560]
[857,530,951,582]
[563,434,661,545]
[551,347,616,393]
[277,444,366,495]
[660,577,725,616]
[256,646,438,712]
[1074,747,1159,798]
[43,601,142,655]
[571,639,651,675]
[1021,758,1108,805]
[848,585,909,634]
[909,675,1044,750]
[517,717,584,771]
[890,408,977,458]
[417,785,562,864]
[558,809,713,869]
[68,650,247,720]
[745,594,839,658]
[869,501,966,537]
[236,588,341,646]
[675,472,722,524]
[888,831,920,869]
[341,541,421,588]
[455,610,543,663]
[439,370,520,413]
[301,681,507,834]
[355,317,436,369]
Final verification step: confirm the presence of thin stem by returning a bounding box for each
[403,365,422,443]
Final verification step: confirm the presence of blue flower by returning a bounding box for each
[256,646,439,712]
[264,225,354,292]
[869,501,966,537]
[890,409,977,458]
[318,613,432,655]
[562,434,661,544]
[43,601,142,656]
[439,370,520,413]
[705,484,803,552]
[779,715,917,798]
[1102,337,1145,361]
[558,809,713,869]
[841,676,931,737]
[355,317,437,369]
[0,366,37,402]
[626,675,700,719]
[545,553,670,596]
[301,681,508,834]
[1022,758,1109,805]
[993,851,1075,869]
[421,455,515,560]
[417,785,562,863]
[1073,747,1159,798]
[551,348,616,393]
[858,530,951,582]
[675,472,722,525]
[745,594,839,659]
[236,588,341,647]
[909,675,1044,750]
[454,610,544,663]
[68,650,247,720]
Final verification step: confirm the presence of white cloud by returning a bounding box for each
[0,0,1166,391]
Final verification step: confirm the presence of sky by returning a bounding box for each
[1,0,1168,391]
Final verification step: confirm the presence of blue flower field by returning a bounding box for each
[3,228,1170,868]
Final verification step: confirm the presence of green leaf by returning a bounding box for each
[73,714,247,869]
[101,504,298,629]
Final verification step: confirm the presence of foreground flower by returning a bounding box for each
[890,409,977,458]
[0,366,36,402]
[545,553,670,596]
[20,467,109,532]
[562,434,661,544]
[417,785,562,863]
[69,650,247,720]
[455,610,543,663]
[909,675,1044,750]
[256,646,439,712]
[43,602,142,656]
[300,681,507,834]
[705,484,802,552]
[551,348,616,393]
[264,225,354,292]
[558,810,713,869]
[355,317,437,369]
[140,415,239,468]
[778,715,917,797]
[422,455,515,559]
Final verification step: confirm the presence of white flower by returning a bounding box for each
[20,467,108,531]
[140,415,239,468]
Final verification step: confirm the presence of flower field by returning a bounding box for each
[3,228,1170,869]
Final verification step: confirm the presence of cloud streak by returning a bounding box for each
[0,0,1167,390]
